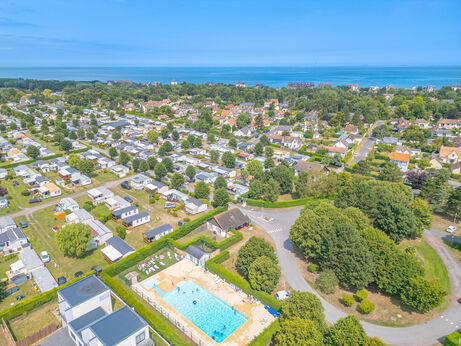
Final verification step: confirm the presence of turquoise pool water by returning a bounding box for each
[141,277,158,290]
[162,280,247,343]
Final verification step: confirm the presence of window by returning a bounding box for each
[135,331,145,344]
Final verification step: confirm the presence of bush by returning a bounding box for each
[21,190,31,196]
[248,320,280,346]
[356,289,368,301]
[149,197,155,204]
[444,332,461,346]
[83,201,94,212]
[316,269,339,294]
[360,299,375,314]
[117,226,127,239]
[183,217,190,222]
[342,294,355,307]
[307,263,319,273]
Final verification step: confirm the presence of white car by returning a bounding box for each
[40,251,50,263]
[446,226,457,234]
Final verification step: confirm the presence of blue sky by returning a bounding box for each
[0,0,460,66]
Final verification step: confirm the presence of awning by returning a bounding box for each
[101,246,122,262]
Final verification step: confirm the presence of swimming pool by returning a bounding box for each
[162,280,247,343]
[141,277,159,290]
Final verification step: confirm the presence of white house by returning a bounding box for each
[57,197,79,212]
[111,164,130,178]
[130,174,152,191]
[185,245,210,266]
[105,195,131,211]
[87,186,114,204]
[84,219,113,245]
[66,209,94,224]
[122,211,150,228]
[185,198,208,215]
[388,152,410,172]
[112,205,138,220]
[102,237,135,263]
[143,224,173,243]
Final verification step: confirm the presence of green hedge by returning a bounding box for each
[245,195,334,208]
[444,332,461,346]
[0,271,94,321]
[248,319,280,346]
[218,230,243,250]
[205,251,282,311]
[101,273,188,346]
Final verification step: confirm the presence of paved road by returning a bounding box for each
[428,228,461,244]
[9,176,130,219]
[352,137,375,163]
[237,205,461,346]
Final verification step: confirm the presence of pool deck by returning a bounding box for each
[134,259,276,345]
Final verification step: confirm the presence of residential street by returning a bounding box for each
[237,205,461,346]
[8,176,130,219]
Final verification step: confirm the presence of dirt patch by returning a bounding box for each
[432,213,460,235]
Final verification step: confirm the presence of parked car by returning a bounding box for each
[13,180,19,186]
[74,271,83,278]
[16,294,25,301]
[91,265,102,275]
[447,226,457,234]
[29,198,42,204]
[19,221,28,228]
[124,196,133,203]
[178,220,186,226]
[57,276,67,285]
[164,202,176,209]
[40,251,50,263]
[275,290,290,301]
[121,181,131,190]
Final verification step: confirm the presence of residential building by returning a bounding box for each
[87,187,114,204]
[143,224,173,243]
[185,198,208,215]
[185,245,210,266]
[388,152,410,172]
[112,205,139,220]
[439,146,461,164]
[102,237,135,263]
[207,208,250,237]
[130,174,152,191]
[105,195,131,211]
[58,197,80,212]
[111,164,130,178]
[66,209,94,224]
[122,211,150,228]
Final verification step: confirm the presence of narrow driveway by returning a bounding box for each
[237,205,461,346]
[9,176,131,219]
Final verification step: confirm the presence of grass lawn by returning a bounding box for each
[443,240,461,263]
[15,206,108,281]
[0,179,33,215]
[91,170,119,185]
[8,300,60,341]
[24,131,63,155]
[0,280,37,312]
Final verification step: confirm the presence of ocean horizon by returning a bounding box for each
[0,66,460,89]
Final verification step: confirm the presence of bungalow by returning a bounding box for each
[57,197,79,212]
[238,152,254,161]
[84,219,113,245]
[13,248,57,292]
[145,181,168,195]
[215,166,236,178]
[111,164,130,178]
[195,172,217,184]
[437,119,461,130]
[428,153,444,170]
[388,152,410,172]
[105,195,131,211]
[234,126,252,137]
[164,189,189,203]
[112,205,139,220]
[97,157,115,169]
[0,225,28,253]
[185,198,208,215]
[87,187,114,204]
[101,237,135,263]
[143,224,173,243]
[58,167,80,180]
[31,160,50,172]
[439,146,461,164]
[130,174,152,191]
[38,182,62,199]
[185,245,210,266]
[66,209,94,224]
[70,173,92,186]
[122,211,150,228]
[207,208,250,238]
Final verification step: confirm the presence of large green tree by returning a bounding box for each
[236,236,277,277]
[326,316,367,346]
[55,223,92,258]
[275,318,324,346]
[247,256,280,293]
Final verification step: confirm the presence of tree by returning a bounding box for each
[378,162,403,182]
[229,137,237,148]
[185,165,196,181]
[326,316,367,346]
[154,162,167,179]
[316,269,339,294]
[411,198,432,237]
[172,130,179,141]
[214,175,227,190]
[270,164,293,194]
[212,187,230,207]
[352,160,371,175]
[210,150,219,163]
[162,157,174,172]
[406,170,429,189]
[275,318,324,346]
[55,223,92,258]
[281,291,327,332]
[26,145,40,159]
[248,256,280,293]
[109,147,118,158]
[181,140,190,150]
[194,181,210,199]
[119,151,131,166]
[446,187,461,218]
[132,158,140,172]
[78,160,95,175]
[60,139,72,152]
[254,142,264,156]
[263,178,281,202]
[400,277,446,312]
[194,137,202,148]
[246,160,263,179]
[360,299,375,314]
[207,133,216,143]
[171,173,185,189]
[221,152,235,168]
[265,146,274,158]
[0,186,8,196]
[67,154,81,168]
[236,237,277,277]
[147,156,157,169]
[112,131,122,140]
[139,160,149,172]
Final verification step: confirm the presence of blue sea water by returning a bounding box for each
[0,66,460,88]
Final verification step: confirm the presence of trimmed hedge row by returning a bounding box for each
[444,332,461,346]
[245,195,334,208]
[100,273,188,346]
[0,271,95,321]
[205,251,282,311]
[248,319,280,346]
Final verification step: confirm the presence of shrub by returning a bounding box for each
[149,197,155,204]
[154,194,160,200]
[83,201,94,212]
[307,263,319,273]
[116,226,127,239]
[183,217,190,222]
[21,190,31,196]
[356,289,368,301]
[248,256,281,293]
[316,269,339,294]
[360,299,375,314]
[444,332,461,346]
[342,294,354,307]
